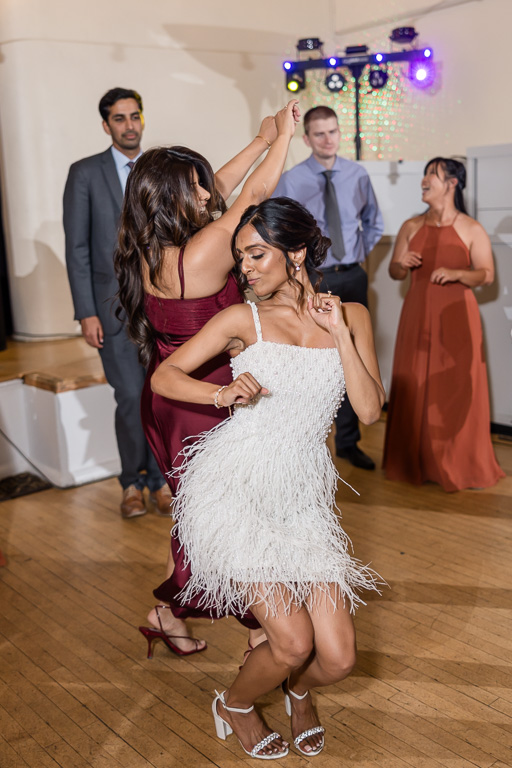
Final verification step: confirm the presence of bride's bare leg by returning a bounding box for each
[146,541,206,652]
[217,590,313,757]
[287,585,357,753]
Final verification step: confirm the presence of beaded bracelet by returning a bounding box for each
[214,385,228,409]
[256,134,272,149]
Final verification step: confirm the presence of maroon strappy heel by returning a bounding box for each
[138,604,207,659]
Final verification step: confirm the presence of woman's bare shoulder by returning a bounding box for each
[342,301,370,321]
[403,213,424,231]
[206,301,247,323]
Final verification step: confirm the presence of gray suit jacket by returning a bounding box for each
[63,147,124,335]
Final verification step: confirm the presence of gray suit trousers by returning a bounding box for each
[99,328,163,491]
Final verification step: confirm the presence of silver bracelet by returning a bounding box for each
[214,385,228,409]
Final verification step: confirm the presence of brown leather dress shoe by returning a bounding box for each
[150,484,173,516]
[121,485,146,519]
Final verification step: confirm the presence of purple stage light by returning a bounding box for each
[283,61,292,71]
[409,59,435,88]
[376,53,383,62]
[423,48,432,58]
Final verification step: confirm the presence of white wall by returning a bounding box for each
[1,0,511,339]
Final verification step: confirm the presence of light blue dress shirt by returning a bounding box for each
[273,155,384,269]
[111,146,143,194]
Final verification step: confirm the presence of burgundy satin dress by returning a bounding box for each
[141,248,258,628]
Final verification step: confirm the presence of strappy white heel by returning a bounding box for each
[212,690,288,760]
[283,682,325,756]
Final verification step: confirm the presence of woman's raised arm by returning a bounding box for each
[185,100,300,276]
[214,116,277,201]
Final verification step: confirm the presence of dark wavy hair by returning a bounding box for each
[231,197,331,308]
[424,157,467,214]
[114,146,227,366]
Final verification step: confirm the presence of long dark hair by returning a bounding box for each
[231,197,331,307]
[114,146,227,366]
[424,157,467,214]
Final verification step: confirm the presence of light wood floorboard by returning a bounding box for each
[0,421,511,767]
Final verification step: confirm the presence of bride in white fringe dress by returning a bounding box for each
[151,197,385,760]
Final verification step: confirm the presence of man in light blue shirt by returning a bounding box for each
[64,88,169,517]
[274,106,384,469]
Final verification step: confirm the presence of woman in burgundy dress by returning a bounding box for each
[383,157,504,492]
[115,100,300,655]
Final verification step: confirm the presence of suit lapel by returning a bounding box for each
[100,148,123,213]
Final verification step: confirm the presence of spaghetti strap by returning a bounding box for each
[178,247,186,300]
[248,301,263,342]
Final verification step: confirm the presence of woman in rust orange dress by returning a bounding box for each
[383,157,504,492]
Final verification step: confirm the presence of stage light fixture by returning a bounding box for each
[408,59,435,88]
[368,67,388,90]
[281,34,435,159]
[345,45,369,56]
[286,71,305,92]
[297,37,323,52]
[390,26,418,44]
[325,72,346,92]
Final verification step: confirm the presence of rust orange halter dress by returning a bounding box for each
[383,218,504,492]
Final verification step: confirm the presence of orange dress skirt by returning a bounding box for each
[383,223,505,492]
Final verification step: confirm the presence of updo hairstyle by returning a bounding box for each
[231,197,331,305]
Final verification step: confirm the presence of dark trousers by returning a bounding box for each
[99,328,164,491]
[318,264,368,451]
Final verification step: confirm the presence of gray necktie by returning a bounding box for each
[322,170,345,261]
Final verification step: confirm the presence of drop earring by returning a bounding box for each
[295,263,300,271]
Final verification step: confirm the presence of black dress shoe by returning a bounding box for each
[336,446,376,470]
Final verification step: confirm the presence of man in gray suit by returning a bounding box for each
[63,87,170,518]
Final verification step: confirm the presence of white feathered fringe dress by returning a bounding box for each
[171,302,380,618]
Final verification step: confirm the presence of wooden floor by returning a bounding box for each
[1,421,511,768]
[0,337,104,384]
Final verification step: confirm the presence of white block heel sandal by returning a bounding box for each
[283,682,325,756]
[212,690,288,760]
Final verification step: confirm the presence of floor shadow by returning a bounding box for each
[354,650,512,687]
[364,581,512,608]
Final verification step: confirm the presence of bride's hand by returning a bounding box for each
[217,372,269,407]
[307,293,347,334]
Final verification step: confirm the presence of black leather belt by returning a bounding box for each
[322,263,360,272]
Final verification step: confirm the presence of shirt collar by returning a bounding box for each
[306,154,344,174]
[111,145,143,172]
